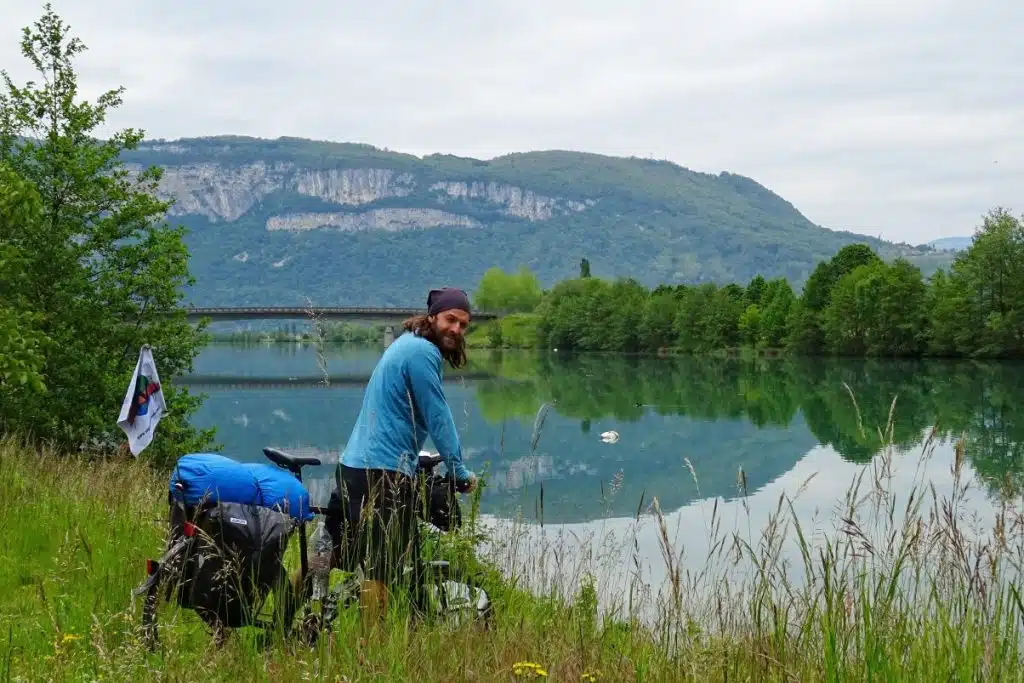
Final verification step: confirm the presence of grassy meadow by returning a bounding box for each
[1,431,1023,681]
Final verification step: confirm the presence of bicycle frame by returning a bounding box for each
[134,447,489,649]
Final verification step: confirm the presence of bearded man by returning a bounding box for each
[331,287,478,626]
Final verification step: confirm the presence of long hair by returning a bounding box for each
[402,314,467,369]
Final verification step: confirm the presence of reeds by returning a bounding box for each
[304,296,330,387]
[477,402,1024,680]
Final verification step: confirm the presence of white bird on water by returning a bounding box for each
[600,430,619,444]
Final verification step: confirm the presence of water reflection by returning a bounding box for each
[183,346,1024,525]
[480,436,1018,623]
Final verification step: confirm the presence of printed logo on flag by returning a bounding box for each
[129,374,161,424]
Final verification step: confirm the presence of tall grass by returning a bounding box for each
[478,410,1024,681]
[2,406,1024,681]
[304,297,331,387]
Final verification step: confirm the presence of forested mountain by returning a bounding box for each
[121,136,949,306]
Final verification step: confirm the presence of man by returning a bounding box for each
[330,287,478,626]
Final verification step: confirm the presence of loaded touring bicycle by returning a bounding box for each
[133,446,492,647]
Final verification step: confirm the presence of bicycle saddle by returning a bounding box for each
[263,447,322,472]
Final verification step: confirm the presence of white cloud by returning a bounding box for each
[1,0,1021,243]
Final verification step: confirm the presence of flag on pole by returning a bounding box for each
[117,344,166,456]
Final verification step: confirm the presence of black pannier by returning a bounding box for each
[424,475,463,532]
[170,500,295,628]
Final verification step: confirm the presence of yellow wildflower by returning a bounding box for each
[512,661,549,678]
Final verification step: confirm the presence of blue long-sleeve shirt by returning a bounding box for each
[340,331,473,482]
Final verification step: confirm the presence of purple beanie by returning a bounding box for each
[427,288,471,316]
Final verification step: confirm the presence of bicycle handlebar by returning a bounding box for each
[417,452,475,492]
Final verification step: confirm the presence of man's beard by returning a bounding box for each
[426,323,467,369]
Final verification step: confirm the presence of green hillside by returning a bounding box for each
[121,136,949,307]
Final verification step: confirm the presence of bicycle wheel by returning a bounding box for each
[134,535,191,650]
[418,560,494,630]
[294,560,363,646]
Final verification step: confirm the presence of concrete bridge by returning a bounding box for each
[185,307,498,322]
[186,306,499,345]
[178,372,498,389]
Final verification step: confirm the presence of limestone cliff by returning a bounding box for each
[265,208,480,232]
[151,162,288,222]
[128,156,593,230]
[429,181,592,221]
[294,168,415,206]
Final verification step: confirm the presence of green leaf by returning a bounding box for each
[0,6,212,462]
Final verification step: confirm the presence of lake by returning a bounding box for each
[183,343,1024,608]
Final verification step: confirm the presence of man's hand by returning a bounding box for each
[460,473,478,493]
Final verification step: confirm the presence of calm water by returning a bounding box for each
[183,343,1024,599]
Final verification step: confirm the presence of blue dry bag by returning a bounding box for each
[169,453,314,521]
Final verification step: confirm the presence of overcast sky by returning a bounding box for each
[2,1,1021,244]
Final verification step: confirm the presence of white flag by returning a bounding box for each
[117,345,167,456]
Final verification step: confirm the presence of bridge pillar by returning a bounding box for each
[382,325,395,347]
